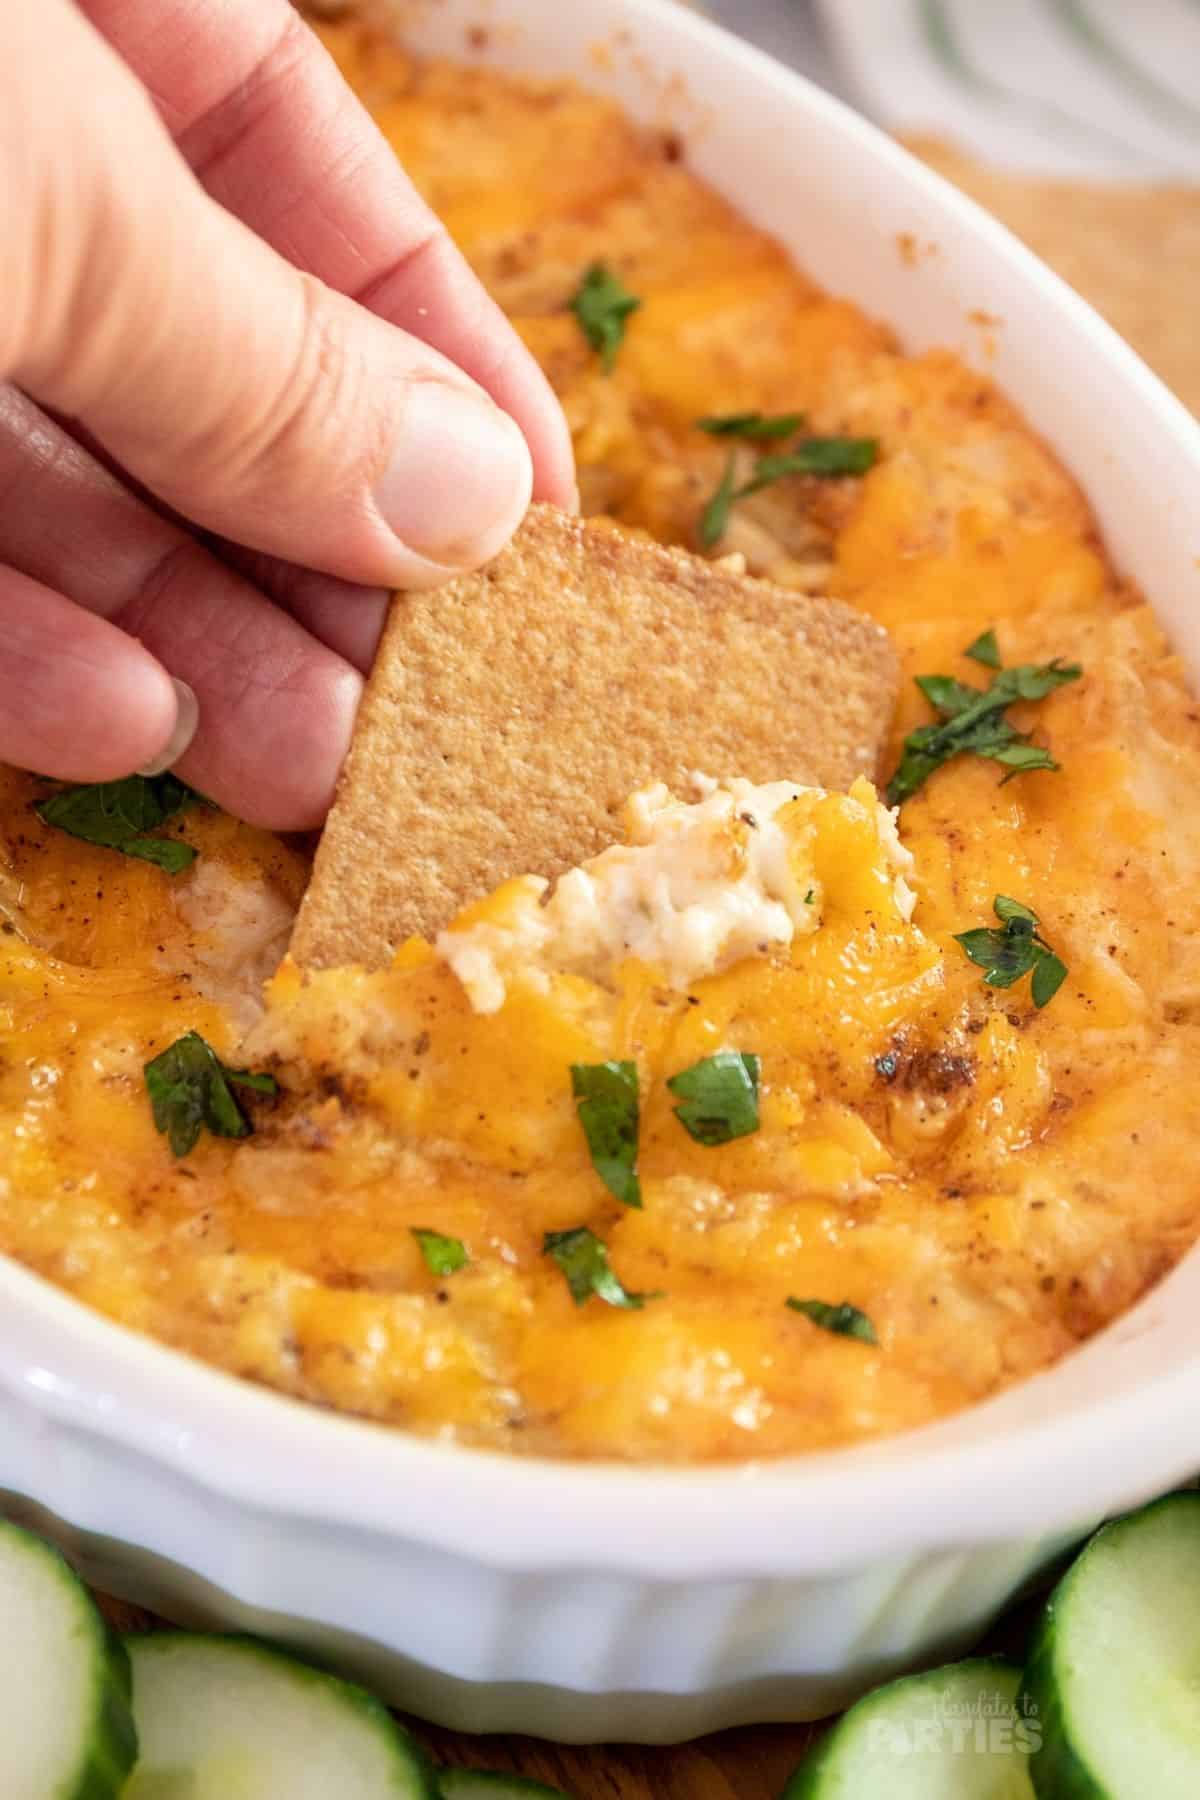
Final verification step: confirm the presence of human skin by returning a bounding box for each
[0,0,576,827]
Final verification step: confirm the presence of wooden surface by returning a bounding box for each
[907,138,1200,419]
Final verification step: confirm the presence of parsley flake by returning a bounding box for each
[787,1297,878,1344]
[965,627,1001,669]
[747,438,879,480]
[37,773,200,874]
[570,263,640,372]
[412,1228,468,1276]
[699,436,879,548]
[667,1051,761,1145]
[543,1227,660,1310]
[699,449,741,549]
[570,1060,641,1208]
[886,657,1082,806]
[143,1031,278,1158]
[954,895,1069,1008]
[697,411,807,441]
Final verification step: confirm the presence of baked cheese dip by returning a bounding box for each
[2,23,1200,1462]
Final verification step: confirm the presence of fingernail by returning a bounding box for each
[375,384,533,567]
[566,481,583,517]
[138,677,199,777]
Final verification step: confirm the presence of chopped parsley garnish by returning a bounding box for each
[570,1060,642,1208]
[570,263,641,372]
[886,653,1082,807]
[412,1229,468,1276]
[543,1227,660,1310]
[697,411,807,441]
[36,773,200,874]
[143,1030,279,1158]
[965,627,1001,670]
[786,1297,878,1344]
[667,1051,761,1145]
[752,438,880,479]
[699,435,879,548]
[700,451,742,550]
[954,895,1069,1009]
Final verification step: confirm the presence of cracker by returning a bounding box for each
[290,505,898,968]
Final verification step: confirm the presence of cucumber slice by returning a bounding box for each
[124,1633,438,1799]
[0,1518,136,1799]
[438,1773,573,1798]
[783,1657,1036,1797]
[1021,1490,1200,1799]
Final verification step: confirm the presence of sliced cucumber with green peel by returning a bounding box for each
[0,1517,136,1798]
[438,1772,573,1798]
[124,1633,439,1798]
[783,1657,1036,1797]
[1022,1491,1200,1799]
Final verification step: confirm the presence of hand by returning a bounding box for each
[0,0,575,827]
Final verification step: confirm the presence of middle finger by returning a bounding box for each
[0,385,364,829]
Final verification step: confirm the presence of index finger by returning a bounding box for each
[78,0,575,504]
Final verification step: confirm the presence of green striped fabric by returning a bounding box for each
[807,0,1200,178]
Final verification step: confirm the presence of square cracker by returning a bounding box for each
[290,505,898,969]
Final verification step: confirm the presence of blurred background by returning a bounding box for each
[707,0,1200,412]
[715,1,1200,178]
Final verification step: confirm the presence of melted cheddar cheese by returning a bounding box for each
[1,26,1199,1461]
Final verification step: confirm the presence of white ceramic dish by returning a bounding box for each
[3,0,1200,1746]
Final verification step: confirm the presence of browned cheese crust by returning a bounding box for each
[290,504,898,969]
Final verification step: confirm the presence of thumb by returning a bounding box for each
[2,0,533,590]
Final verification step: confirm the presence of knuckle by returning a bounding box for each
[211,276,388,497]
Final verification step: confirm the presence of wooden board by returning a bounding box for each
[906,138,1200,419]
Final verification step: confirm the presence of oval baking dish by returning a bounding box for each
[3,0,1200,1744]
